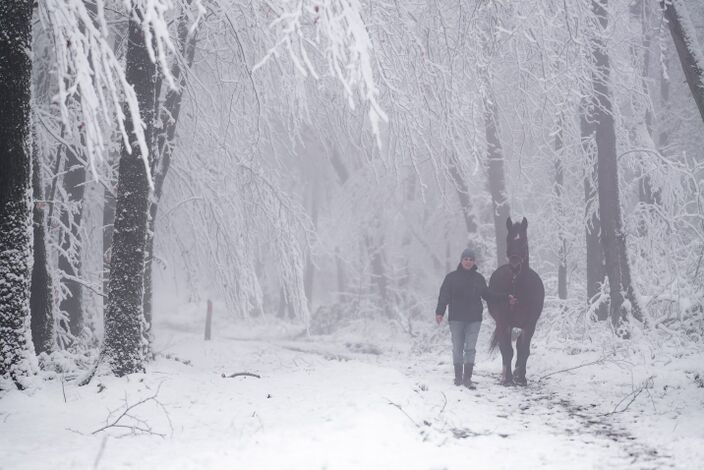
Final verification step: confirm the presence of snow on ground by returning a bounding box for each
[1,302,703,470]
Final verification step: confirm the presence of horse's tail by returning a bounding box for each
[489,327,499,354]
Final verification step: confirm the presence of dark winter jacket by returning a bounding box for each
[435,264,508,322]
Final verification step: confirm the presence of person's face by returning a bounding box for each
[461,257,475,270]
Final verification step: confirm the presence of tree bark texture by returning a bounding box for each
[30,139,55,355]
[57,146,85,337]
[553,127,568,301]
[0,0,37,387]
[485,95,510,269]
[661,0,704,126]
[143,7,197,325]
[581,113,608,320]
[590,0,642,332]
[104,9,158,376]
[103,182,116,298]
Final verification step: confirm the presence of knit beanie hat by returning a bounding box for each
[461,248,476,260]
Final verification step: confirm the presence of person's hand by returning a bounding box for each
[436,314,443,325]
[508,295,518,306]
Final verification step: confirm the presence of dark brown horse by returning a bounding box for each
[488,217,544,386]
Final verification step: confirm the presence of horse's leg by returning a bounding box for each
[497,324,514,385]
[514,327,534,386]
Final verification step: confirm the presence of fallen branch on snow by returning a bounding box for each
[93,435,108,470]
[221,372,261,379]
[606,376,655,415]
[92,383,171,438]
[537,358,606,383]
[386,398,420,428]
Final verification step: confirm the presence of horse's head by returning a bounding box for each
[506,217,528,269]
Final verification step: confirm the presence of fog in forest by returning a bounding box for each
[1,1,704,468]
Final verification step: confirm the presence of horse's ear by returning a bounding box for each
[506,217,513,231]
[521,217,528,231]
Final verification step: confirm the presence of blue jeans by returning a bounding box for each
[449,320,482,364]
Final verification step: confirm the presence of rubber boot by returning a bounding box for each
[453,364,462,386]
[463,363,475,389]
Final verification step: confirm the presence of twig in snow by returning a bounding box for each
[221,372,261,379]
[156,352,192,366]
[61,375,67,403]
[78,350,105,387]
[91,383,168,437]
[537,358,606,382]
[385,398,420,428]
[606,376,654,415]
[93,435,108,470]
[439,392,447,414]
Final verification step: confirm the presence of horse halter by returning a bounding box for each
[507,237,526,272]
[509,258,523,275]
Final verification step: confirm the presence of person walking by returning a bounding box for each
[435,248,515,388]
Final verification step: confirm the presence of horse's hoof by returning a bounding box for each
[500,379,514,387]
[514,377,527,387]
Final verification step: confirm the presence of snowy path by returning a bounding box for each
[0,317,696,469]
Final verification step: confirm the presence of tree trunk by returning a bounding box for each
[57,145,85,337]
[103,182,116,299]
[103,7,159,376]
[30,137,55,355]
[591,0,642,334]
[143,6,197,328]
[335,248,348,302]
[661,0,704,126]
[365,218,388,309]
[553,125,568,301]
[485,95,510,269]
[632,0,660,208]
[304,179,319,309]
[581,113,608,320]
[328,144,350,302]
[448,151,478,234]
[658,65,670,151]
[0,0,37,387]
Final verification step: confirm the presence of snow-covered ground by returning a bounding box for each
[1,302,703,469]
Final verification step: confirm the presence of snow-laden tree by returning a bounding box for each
[30,136,55,356]
[103,1,165,376]
[0,0,38,389]
[661,0,704,125]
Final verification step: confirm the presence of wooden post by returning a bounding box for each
[205,299,212,341]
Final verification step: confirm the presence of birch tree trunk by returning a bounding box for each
[590,0,642,333]
[103,6,158,376]
[0,0,37,388]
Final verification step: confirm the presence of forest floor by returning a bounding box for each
[1,302,703,470]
